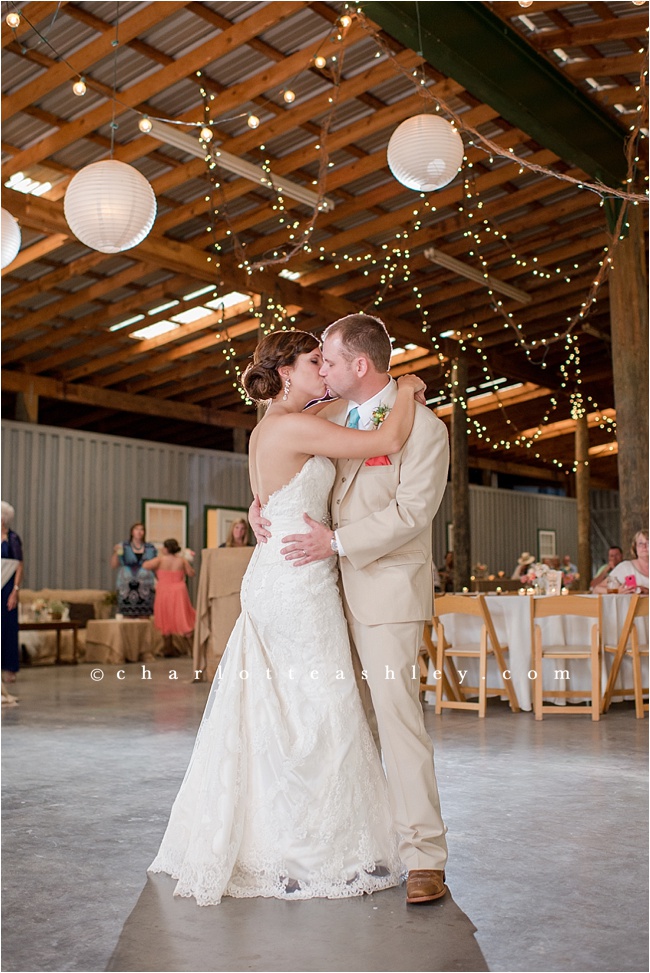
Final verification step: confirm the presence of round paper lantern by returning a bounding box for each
[387,114,464,192]
[64,160,157,253]
[1,208,21,269]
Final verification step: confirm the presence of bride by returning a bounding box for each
[148,330,424,906]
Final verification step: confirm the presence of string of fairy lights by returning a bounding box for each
[4,1,647,472]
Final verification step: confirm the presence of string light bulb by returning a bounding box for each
[72,77,87,96]
[138,116,153,134]
[314,55,327,69]
[632,1,646,5]
[340,14,352,27]
[518,0,534,6]
[247,114,260,129]
[200,126,213,142]
[283,89,296,104]
[5,11,20,28]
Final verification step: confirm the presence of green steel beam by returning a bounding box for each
[363,1,629,189]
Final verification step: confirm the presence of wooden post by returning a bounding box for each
[451,354,471,590]
[609,202,649,546]
[575,410,591,589]
[233,428,247,453]
[15,388,38,424]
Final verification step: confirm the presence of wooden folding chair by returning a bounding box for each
[602,595,649,719]
[419,623,462,705]
[434,594,520,717]
[531,595,602,721]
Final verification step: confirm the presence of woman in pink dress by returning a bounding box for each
[143,539,196,656]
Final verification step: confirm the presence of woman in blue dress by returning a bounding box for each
[2,501,24,682]
[111,522,157,618]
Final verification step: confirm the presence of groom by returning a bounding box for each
[252,313,450,903]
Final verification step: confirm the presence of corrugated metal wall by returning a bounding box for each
[2,420,620,589]
[590,488,623,561]
[1,420,250,592]
[431,483,581,575]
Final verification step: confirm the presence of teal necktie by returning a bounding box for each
[346,407,360,429]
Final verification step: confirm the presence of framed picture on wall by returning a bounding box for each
[537,529,557,561]
[204,506,251,549]
[142,499,189,553]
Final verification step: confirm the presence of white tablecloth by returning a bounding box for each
[426,593,648,712]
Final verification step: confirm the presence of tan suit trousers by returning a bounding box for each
[342,594,448,871]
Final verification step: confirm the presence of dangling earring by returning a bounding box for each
[282,378,291,401]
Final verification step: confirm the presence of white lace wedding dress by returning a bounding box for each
[148,455,403,905]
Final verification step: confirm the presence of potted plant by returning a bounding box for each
[49,599,66,621]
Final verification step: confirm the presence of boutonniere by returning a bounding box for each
[367,403,393,466]
[371,403,391,428]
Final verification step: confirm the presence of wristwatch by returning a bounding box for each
[330,535,340,555]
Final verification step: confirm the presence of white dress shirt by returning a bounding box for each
[336,379,396,556]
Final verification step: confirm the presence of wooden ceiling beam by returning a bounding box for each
[363,217,607,312]
[23,275,200,374]
[2,251,112,309]
[118,323,262,395]
[1,2,67,49]
[306,170,591,293]
[65,299,257,385]
[527,13,649,51]
[564,54,644,81]
[2,2,305,180]
[131,346,262,400]
[240,103,504,263]
[2,260,149,345]
[1,232,69,275]
[1,370,255,430]
[488,3,582,19]
[2,2,189,121]
[148,45,424,225]
[277,146,559,277]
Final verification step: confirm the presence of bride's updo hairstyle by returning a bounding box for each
[241,330,320,402]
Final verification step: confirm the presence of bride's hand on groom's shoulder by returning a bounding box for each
[249,495,272,543]
[397,373,427,399]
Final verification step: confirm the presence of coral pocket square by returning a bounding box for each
[365,455,392,466]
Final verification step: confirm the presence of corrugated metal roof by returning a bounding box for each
[138,7,220,58]
[203,46,274,88]
[2,50,45,94]
[38,85,107,120]
[259,6,334,55]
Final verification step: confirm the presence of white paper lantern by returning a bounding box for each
[64,160,157,253]
[1,208,21,269]
[387,114,464,192]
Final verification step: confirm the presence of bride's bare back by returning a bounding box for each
[248,416,313,506]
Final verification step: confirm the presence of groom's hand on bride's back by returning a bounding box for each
[281,514,335,566]
[249,495,272,543]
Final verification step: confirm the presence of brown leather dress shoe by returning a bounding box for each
[406,869,447,903]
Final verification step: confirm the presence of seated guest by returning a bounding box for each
[561,554,578,575]
[590,546,623,591]
[594,530,648,594]
[439,551,454,592]
[219,518,252,549]
[511,552,535,581]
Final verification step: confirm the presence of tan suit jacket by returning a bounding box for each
[325,397,449,626]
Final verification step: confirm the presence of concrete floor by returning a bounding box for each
[1,659,647,973]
